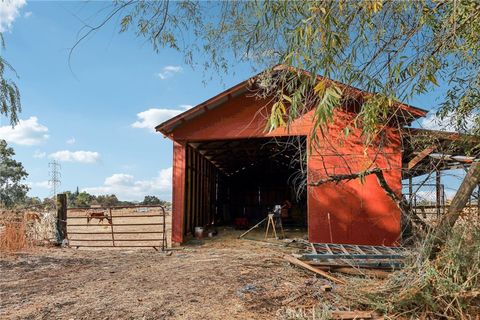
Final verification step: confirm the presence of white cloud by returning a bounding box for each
[156,65,183,80]
[179,104,194,110]
[420,112,475,132]
[33,150,46,159]
[34,180,50,189]
[83,167,172,201]
[49,150,100,164]
[66,137,76,145]
[105,173,135,186]
[26,180,50,189]
[23,11,31,18]
[131,106,193,132]
[0,0,26,32]
[0,116,49,146]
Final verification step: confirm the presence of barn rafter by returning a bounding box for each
[401,128,480,179]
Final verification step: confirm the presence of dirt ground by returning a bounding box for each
[0,229,338,320]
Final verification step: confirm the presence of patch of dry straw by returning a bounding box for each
[0,220,32,252]
[341,215,480,319]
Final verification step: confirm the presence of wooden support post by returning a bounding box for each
[195,151,200,228]
[202,156,206,226]
[478,185,480,217]
[109,208,115,247]
[192,150,198,232]
[436,170,441,217]
[162,206,166,250]
[56,193,67,244]
[185,147,192,237]
[408,176,413,208]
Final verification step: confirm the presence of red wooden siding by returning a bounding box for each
[172,141,186,243]
[169,93,403,245]
[306,114,402,245]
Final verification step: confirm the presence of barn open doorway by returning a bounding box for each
[183,136,307,239]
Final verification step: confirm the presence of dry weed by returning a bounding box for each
[342,216,480,319]
[0,220,32,252]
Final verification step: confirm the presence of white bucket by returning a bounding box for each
[194,226,204,239]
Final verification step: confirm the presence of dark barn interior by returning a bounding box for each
[182,136,307,237]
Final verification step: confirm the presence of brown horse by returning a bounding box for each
[86,211,112,224]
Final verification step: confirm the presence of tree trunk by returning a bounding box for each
[430,162,480,259]
[372,169,429,231]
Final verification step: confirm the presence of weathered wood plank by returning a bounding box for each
[284,255,346,285]
[407,146,436,169]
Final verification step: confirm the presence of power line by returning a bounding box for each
[48,160,61,199]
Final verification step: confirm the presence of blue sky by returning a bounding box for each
[0,1,254,201]
[0,1,467,202]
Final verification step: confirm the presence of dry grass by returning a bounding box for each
[1,209,57,248]
[0,230,332,320]
[341,215,480,319]
[0,220,32,253]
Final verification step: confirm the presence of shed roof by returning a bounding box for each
[156,66,428,137]
[402,127,480,178]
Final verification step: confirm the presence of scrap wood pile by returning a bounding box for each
[236,254,381,320]
[283,225,480,319]
[285,242,405,283]
[278,241,405,319]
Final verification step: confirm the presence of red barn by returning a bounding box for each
[156,67,427,246]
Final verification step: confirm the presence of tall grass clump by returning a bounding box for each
[346,217,480,319]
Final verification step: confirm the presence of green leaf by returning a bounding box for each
[427,73,439,86]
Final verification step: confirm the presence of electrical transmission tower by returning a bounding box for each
[48,160,61,199]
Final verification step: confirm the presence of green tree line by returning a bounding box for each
[1,139,170,209]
